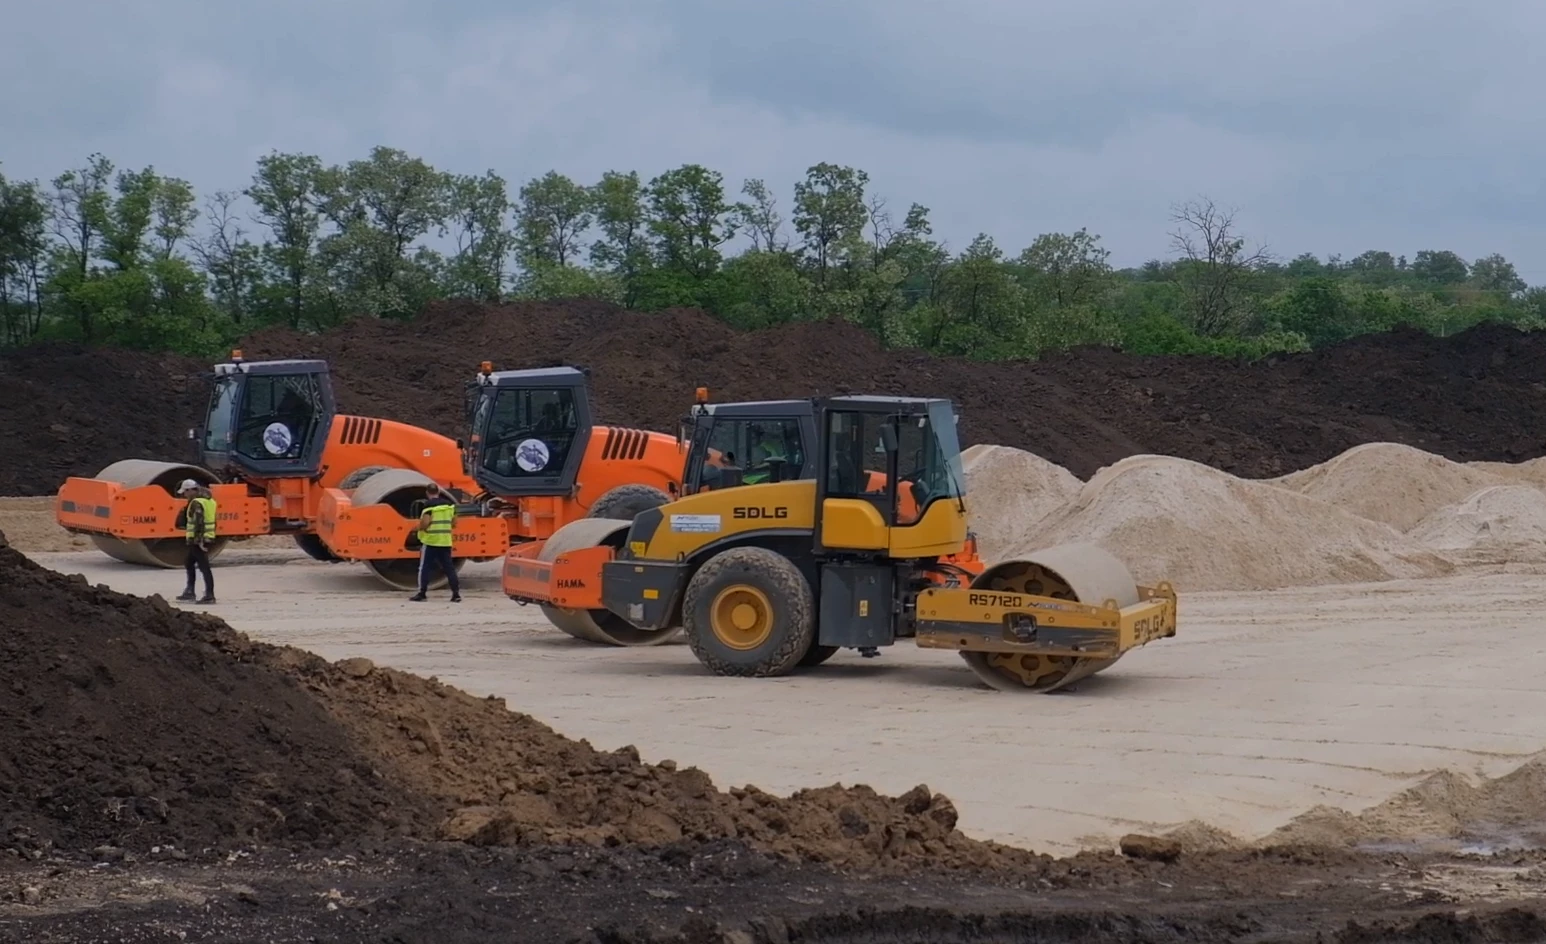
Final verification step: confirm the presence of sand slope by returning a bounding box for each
[1274,442,1509,531]
[1010,454,1455,591]
[961,444,1081,560]
[1409,484,1546,562]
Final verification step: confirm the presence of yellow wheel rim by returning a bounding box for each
[709,584,774,650]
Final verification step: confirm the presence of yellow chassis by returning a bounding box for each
[912,582,1177,658]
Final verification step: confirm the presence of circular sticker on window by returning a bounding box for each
[262,422,293,455]
[515,438,550,472]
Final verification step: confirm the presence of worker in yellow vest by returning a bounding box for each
[409,482,461,603]
[176,479,217,604]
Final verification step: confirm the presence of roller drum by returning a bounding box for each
[86,460,229,568]
[537,518,682,646]
[960,542,1137,693]
[347,468,466,591]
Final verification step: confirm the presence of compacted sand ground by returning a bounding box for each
[22,546,1546,857]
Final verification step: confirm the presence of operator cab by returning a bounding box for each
[815,395,967,545]
[465,364,594,496]
[682,398,815,493]
[193,352,336,478]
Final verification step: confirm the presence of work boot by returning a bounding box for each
[197,593,216,604]
[408,592,427,602]
[450,593,462,603]
[176,588,195,602]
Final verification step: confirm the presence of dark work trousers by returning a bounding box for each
[185,543,214,596]
[418,544,459,595]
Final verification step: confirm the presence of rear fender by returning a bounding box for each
[57,478,269,538]
[502,543,614,608]
[317,487,509,560]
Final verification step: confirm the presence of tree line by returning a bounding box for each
[1,148,1541,360]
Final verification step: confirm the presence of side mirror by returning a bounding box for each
[667,481,679,497]
[456,438,465,450]
[879,424,898,454]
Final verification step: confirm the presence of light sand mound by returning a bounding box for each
[1273,442,1508,531]
[1265,754,1546,850]
[961,444,1081,561]
[0,497,92,553]
[1470,456,1546,491]
[1014,455,1456,592]
[1409,484,1546,562]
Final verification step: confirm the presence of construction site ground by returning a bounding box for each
[22,546,1546,859]
[8,539,1546,941]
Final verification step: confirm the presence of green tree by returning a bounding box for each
[515,170,592,269]
[791,162,869,289]
[0,168,49,345]
[1167,197,1269,336]
[244,151,326,329]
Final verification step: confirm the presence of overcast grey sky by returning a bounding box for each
[5,0,1544,282]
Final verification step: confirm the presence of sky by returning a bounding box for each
[5,0,1545,283]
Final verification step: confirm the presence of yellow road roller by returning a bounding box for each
[505,393,1176,691]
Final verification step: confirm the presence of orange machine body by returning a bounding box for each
[55,414,474,542]
[318,424,686,560]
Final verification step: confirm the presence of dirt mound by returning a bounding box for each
[960,444,1081,560]
[277,651,1039,871]
[1012,455,1456,591]
[0,532,428,855]
[0,529,1039,871]
[1276,443,1510,531]
[1409,485,1546,562]
[7,301,1546,495]
[1266,754,1546,851]
[0,342,208,496]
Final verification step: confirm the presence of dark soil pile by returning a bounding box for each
[235,301,1546,479]
[0,530,1037,871]
[0,342,208,495]
[0,530,428,855]
[5,299,1546,494]
[277,650,1035,872]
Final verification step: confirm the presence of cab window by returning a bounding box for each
[233,373,324,461]
[480,387,578,477]
[694,417,805,490]
[824,409,956,525]
[824,411,891,504]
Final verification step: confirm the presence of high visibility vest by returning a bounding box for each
[418,502,455,547]
[185,496,216,542]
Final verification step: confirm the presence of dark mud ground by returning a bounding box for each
[3,840,1544,943]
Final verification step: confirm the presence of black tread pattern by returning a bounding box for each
[292,532,341,562]
[339,465,393,491]
[588,484,670,520]
[683,547,814,678]
[798,644,839,667]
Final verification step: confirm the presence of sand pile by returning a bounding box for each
[0,529,1040,871]
[1408,485,1546,562]
[0,497,91,553]
[961,444,1081,560]
[1264,753,1546,851]
[1471,456,1546,491]
[1274,443,1510,531]
[1013,455,1456,591]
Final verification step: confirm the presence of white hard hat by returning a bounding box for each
[178,479,199,493]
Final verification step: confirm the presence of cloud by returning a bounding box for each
[3,0,1544,281]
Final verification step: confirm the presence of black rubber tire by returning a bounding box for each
[682,547,815,677]
[798,643,839,667]
[588,483,671,521]
[293,532,341,562]
[339,465,394,491]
